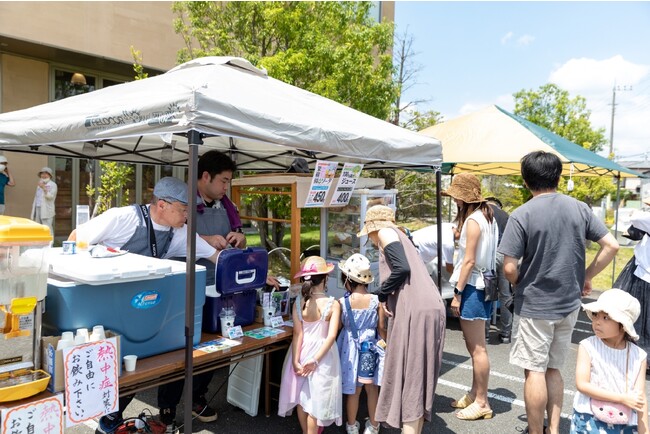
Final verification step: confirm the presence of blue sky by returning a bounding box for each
[393,1,650,160]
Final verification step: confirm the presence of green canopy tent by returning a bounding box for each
[419,105,645,284]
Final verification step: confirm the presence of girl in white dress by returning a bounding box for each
[278,256,342,433]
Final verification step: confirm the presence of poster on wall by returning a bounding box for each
[305,161,339,207]
[62,337,119,427]
[328,163,364,207]
[1,394,65,434]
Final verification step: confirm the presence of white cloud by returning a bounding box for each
[548,56,650,158]
[456,94,514,118]
[516,34,535,47]
[501,31,513,45]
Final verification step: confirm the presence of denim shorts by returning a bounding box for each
[570,411,637,433]
[459,284,493,321]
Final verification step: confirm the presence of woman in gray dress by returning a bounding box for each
[358,205,446,434]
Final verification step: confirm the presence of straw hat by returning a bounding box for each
[357,205,397,237]
[441,173,485,204]
[339,253,374,284]
[582,288,640,341]
[294,256,335,279]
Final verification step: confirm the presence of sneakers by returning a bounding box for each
[159,408,179,434]
[191,401,218,423]
[95,412,123,434]
[499,334,511,344]
[346,421,360,434]
[364,420,380,434]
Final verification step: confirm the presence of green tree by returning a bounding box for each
[85,47,145,216]
[513,83,615,205]
[172,1,397,249]
[172,1,396,120]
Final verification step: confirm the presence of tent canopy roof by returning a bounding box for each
[0,57,442,171]
[419,105,642,178]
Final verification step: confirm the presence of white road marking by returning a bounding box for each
[437,377,573,419]
[442,359,575,396]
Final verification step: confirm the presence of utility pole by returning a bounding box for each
[609,84,631,286]
[609,85,632,157]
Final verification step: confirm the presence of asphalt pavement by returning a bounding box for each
[68,290,650,433]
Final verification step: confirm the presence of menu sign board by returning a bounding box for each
[305,161,339,207]
[329,163,363,206]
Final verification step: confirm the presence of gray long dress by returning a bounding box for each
[375,228,446,428]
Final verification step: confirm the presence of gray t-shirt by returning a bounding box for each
[498,193,609,319]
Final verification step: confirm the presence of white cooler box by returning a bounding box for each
[43,249,206,358]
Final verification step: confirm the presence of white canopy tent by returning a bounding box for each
[0,57,443,429]
[0,57,442,171]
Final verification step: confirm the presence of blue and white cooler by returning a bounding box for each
[43,249,206,358]
[203,247,268,334]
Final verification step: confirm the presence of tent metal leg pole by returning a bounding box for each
[611,174,621,286]
[184,130,201,433]
[436,169,442,292]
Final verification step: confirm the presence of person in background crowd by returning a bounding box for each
[571,288,647,434]
[157,150,279,431]
[337,253,386,434]
[74,176,218,434]
[278,256,342,433]
[30,167,57,235]
[614,204,650,374]
[485,196,512,344]
[410,222,456,284]
[499,151,619,434]
[444,173,498,421]
[358,205,446,434]
[0,155,15,215]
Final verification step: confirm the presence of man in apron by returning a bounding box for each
[156,151,279,431]
[75,176,218,434]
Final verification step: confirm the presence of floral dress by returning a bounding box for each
[337,294,384,394]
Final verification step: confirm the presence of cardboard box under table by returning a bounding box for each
[203,247,268,334]
[43,249,206,358]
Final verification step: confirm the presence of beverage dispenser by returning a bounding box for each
[0,216,52,401]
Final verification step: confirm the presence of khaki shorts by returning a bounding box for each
[509,308,580,372]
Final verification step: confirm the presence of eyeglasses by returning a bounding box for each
[162,200,188,215]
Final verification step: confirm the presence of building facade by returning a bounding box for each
[0,1,394,242]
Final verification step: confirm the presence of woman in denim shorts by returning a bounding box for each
[443,173,499,422]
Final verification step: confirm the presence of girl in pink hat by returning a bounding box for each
[278,256,342,433]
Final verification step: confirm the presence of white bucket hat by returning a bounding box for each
[338,253,374,284]
[582,288,640,341]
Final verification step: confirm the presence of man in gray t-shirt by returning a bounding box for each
[498,151,619,434]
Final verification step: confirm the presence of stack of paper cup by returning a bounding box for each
[75,328,90,345]
[57,331,75,351]
[89,325,106,342]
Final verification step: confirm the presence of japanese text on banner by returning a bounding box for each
[1,394,64,434]
[305,161,339,207]
[329,163,363,206]
[62,337,118,427]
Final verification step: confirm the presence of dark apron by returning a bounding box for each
[121,204,172,258]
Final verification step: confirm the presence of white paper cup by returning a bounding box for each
[57,339,74,351]
[123,355,138,372]
[76,328,89,340]
[61,331,74,341]
[92,325,106,340]
[74,334,87,345]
